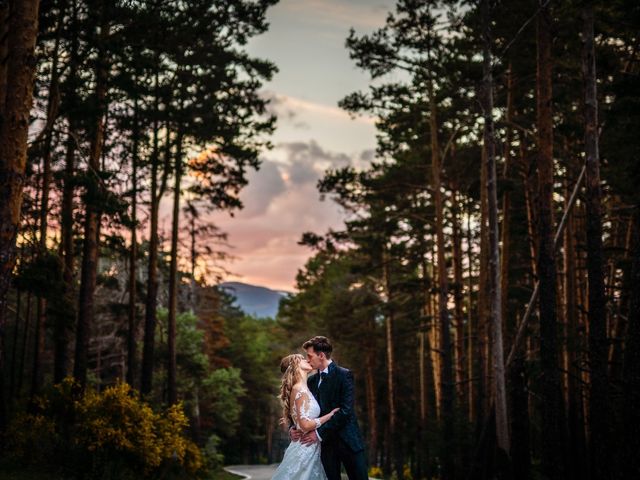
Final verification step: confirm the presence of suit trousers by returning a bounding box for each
[320,436,368,480]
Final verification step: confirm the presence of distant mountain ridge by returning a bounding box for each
[219,281,290,318]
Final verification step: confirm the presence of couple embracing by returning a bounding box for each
[273,336,368,480]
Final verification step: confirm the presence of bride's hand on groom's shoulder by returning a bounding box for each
[329,407,340,416]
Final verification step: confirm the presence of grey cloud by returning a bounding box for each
[289,160,318,185]
[293,121,310,130]
[282,140,351,166]
[241,159,286,218]
[278,140,353,187]
[360,149,375,161]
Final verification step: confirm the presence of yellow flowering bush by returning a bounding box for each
[368,466,384,479]
[6,378,204,478]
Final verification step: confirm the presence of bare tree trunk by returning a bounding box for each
[427,249,441,418]
[481,0,509,458]
[141,68,162,396]
[167,131,184,405]
[126,94,140,387]
[623,206,640,479]
[29,160,45,397]
[57,0,79,384]
[563,174,588,480]
[17,291,33,397]
[451,181,466,408]
[0,0,41,432]
[466,200,477,425]
[520,139,538,279]
[508,348,531,480]
[582,7,609,479]
[478,148,489,423]
[429,85,454,479]
[32,0,65,392]
[74,9,109,387]
[188,203,197,310]
[9,277,22,398]
[501,64,514,339]
[0,2,8,116]
[382,247,400,477]
[536,3,566,477]
[365,347,377,466]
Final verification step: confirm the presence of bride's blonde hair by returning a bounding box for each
[279,354,304,427]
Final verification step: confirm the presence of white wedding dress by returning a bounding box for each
[272,387,327,480]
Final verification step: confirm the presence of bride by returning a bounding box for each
[272,354,339,480]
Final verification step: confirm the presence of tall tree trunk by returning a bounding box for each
[0,0,41,432]
[481,0,509,459]
[563,174,588,480]
[429,84,454,479]
[582,7,609,479]
[466,200,477,425]
[520,139,538,279]
[501,64,514,340]
[141,68,162,396]
[478,147,490,424]
[126,94,140,387]
[365,345,378,466]
[0,2,8,116]
[167,131,184,405]
[74,9,109,387]
[17,291,33,397]
[57,0,79,384]
[9,277,22,399]
[30,161,45,397]
[508,351,531,480]
[622,206,640,479]
[32,0,65,392]
[451,181,466,408]
[189,203,197,310]
[419,251,435,480]
[536,3,566,478]
[382,247,399,477]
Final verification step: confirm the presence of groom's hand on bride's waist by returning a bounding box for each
[289,427,303,442]
[300,430,319,445]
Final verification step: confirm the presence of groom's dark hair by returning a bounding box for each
[303,336,333,358]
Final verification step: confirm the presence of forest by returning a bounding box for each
[1,0,639,480]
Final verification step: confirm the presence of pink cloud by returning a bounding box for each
[208,142,357,291]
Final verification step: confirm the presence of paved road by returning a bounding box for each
[225,464,279,480]
[224,465,371,480]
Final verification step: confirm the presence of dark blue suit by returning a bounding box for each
[307,362,368,480]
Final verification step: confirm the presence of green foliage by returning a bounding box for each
[202,435,224,472]
[211,292,284,463]
[154,308,246,439]
[202,368,245,438]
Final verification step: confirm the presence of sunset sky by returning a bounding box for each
[205,0,397,291]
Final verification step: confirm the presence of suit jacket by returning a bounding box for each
[307,362,365,453]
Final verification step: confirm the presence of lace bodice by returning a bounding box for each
[291,387,321,431]
[272,386,326,479]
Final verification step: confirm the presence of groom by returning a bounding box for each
[292,336,368,480]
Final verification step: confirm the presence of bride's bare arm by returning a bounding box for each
[292,387,339,433]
